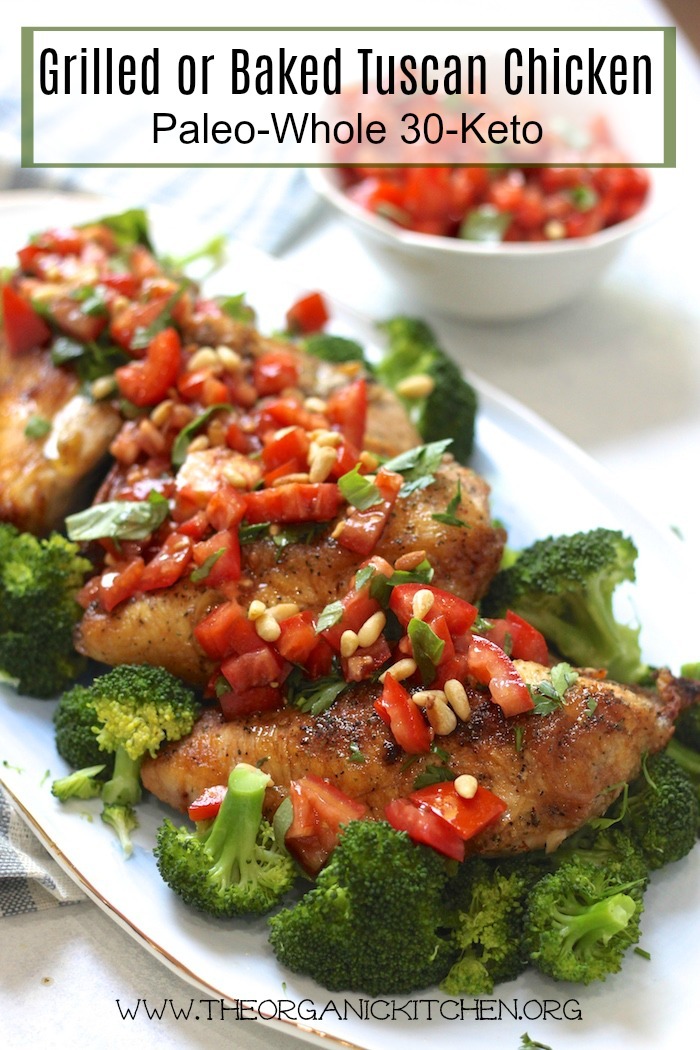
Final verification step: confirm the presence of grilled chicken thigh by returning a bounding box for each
[142,665,684,855]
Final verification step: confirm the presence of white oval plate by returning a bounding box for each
[1,191,698,1050]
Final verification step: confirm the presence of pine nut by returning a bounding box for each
[378,658,417,683]
[544,219,566,240]
[357,611,386,649]
[454,774,478,799]
[444,678,471,721]
[395,373,435,399]
[187,347,220,372]
[340,630,360,658]
[308,445,337,483]
[247,600,267,621]
[271,472,310,487]
[411,689,447,707]
[216,346,242,372]
[311,429,343,447]
[255,614,281,642]
[186,434,210,454]
[359,451,379,472]
[393,550,427,572]
[411,589,434,621]
[267,602,300,622]
[331,521,345,539]
[90,375,117,401]
[425,697,457,736]
[304,396,327,413]
[150,398,174,428]
[138,418,166,455]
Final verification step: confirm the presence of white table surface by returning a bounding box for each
[1,2,699,1050]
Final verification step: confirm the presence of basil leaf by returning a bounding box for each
[354,564,377,591]
[383,439,452,497]
[338,465,383,510]
[65,496,169,541]
[569,185,599,212]
[239,522,270,544]
[413,763,456,790]
[315,600,344,633]
[530,662,579,715]
[171,404,232,468]
[432,479,470,528]
[289,673,347,716]
[82,207,153,250]
[458,205,511,243]
[407,617,445,686]
[51,335,128,383]
[216,293,256,324]
[368,558,434,607]
[131,287,184,351]
[24,416,52,440]
[190,548,225,583]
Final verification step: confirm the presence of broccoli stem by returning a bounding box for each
[553,893,637,956]
[666,737,700,778]
[203,764,269,888]
[102,747,142,807]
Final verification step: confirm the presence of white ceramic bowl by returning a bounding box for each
[308,167,669,322]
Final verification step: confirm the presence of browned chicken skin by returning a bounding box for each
[142,664,684,855]
[75,456,505,684]
[0,342,121,534]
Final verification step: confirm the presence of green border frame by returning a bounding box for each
[21,25,676,169]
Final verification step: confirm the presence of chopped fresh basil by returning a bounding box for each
[407,617,445,686]
[338,465,383,510]
[458,205,512,243]
[413,763,456,790]
[216,292,256,324]
[71,285,109,317]
[81,207,153,250]
[382,439,452,498]
[287,669,347,716]
[24,416,52,440]
[569,185,599,212]
[348,743,366,764]
[514,725,525,753]
[315,600,344,634]
[171,404,232,468]
[272,522,327,560]
[530,662,579,715]
[65,492,169,541]
[131,287,185,350]
[239,522,270,544]
[431,479,470,528]
[190,548,225,583]
[51,335,128,383]
[354,564,377,591]
[368,558,435,607]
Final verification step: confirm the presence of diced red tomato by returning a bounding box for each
[194,599,248,661]
[17,228,86,273]
[275,611,319,666]
[285,291,329,335]
[466,635,534,717]
[286,774,368,875]
[304,636,335,679]
[410,782,507,841]
[187,784,227,822]
[205,485,247,532]
[109,296,170,352]
[343,635,392,682]
[385,797,465,861]
[389,583,478,637]
[336,468,402,557]
[261,426,310,473]
[325,377,367,450]
[217,684,284,720]
[98,557,145,612]
[244,482,343,524]
[115,326,182,407]
[191,529,241,586]
[139,532,193,592]
[373,673,433,754]
[484,610,549,665]
[220,645,286,691]
[253,348,300,396]
[49,296,107,343]
[319,583,382,653]
[98,271,140,299]
[1,285,51,355]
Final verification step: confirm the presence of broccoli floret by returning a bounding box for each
[102,803,139,859]
[664,737,700,832]
[86,664,200,808]
[53,684,113,775]
[670,664,700,750]
[552,825,649,889]
[268,818,456,995]
[155,762,296,917]
[0,523,91,697]
[482,527,648,683]
[51,764,106,801]
[440,856,544,996]
[524,856,644,984]
[376,317,477,464]
[614,751,699,869]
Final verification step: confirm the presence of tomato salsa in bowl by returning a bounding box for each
[309,164,666,322]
